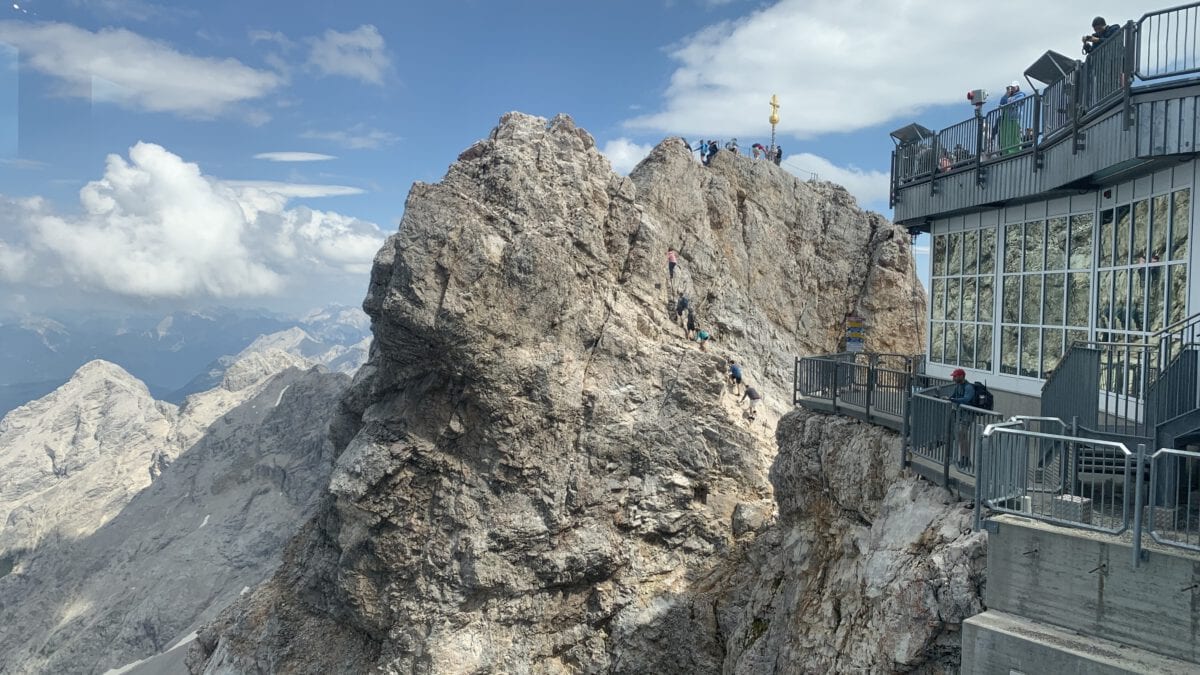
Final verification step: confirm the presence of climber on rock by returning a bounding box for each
[674,292,689,323]
[667,247,678,281]
[685,309,697,340]
[728,359,744,395]
[695,328,712,351]
[741,385,762,420]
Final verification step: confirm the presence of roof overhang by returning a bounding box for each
[889,123,935,146]
[1025,50,1079,86]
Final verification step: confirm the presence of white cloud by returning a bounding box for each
[224,181,364,198]
[601,138,655,175]
[307,25,390,85]
[0,143,386,300]
[780,152,889,208]
[253,152,337,162]
[627,0,1157,138]
[302,124,399,150]
[0,21,282,117]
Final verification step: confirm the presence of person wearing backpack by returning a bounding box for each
[948,369,977,470]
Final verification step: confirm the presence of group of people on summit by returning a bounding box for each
[693,139,782,166]
[666,247,763,422]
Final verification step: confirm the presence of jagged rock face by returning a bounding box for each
[190,112,927,673]
[605,409,986,673]
[0,366,350,675]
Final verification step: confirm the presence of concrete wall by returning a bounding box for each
[985,515,1200,664]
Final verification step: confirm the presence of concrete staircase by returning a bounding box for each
[961,515,1200,674]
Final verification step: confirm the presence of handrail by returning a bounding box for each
[1137,2,1200,80]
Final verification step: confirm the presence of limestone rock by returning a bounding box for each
[0,366,349,674]
[0,360,177,560]
[189,112,935,673]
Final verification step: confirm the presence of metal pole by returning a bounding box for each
[1133,443,1146,568]
[901,375,911,470]
[975,431,987,531]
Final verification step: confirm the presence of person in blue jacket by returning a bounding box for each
[948,368,976,470]
[728,359,744,395]
[1082,16,1121,54]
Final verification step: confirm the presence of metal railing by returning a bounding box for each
[1041,70,1076,139]
[793,353,923,432]
[891,4,1200,198]
[1146,447,1200,551]
[936,117,981,171]
[1138,3,1200,80]
[978,421,1135,535]
[1082,25,1130,111]
[982,96,1037,160]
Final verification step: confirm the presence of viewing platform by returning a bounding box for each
[890,6,1200,230]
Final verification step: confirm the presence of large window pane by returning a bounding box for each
[963,230,979,275]
[979,277,995,322]
[1024,220,1045,272]
[1001,326,1019,374]
[961,277,978,322]
[961,323,977,369]
[1100,208,1114,267]
[1097,270,1113,332]
[978,325,993,370]
[1172,189,1190,262]
[1020,327,1039,378]
[947,232,962,276]
[1004,223,1022,273]
[932,278,946,320]
[980,228,997,274]
[933,234,947,276]
[1115,204,1132,266]
[1044,273,1065,325]
[1130,266,1146,332]
[1003,275,1020,322]
[1148,265,1166,333]
[1151,194,1169,261]
[1042,328,1064,376]
[1046,216,1067,270]
[1170,265,1188,325]
[945,323,960,366]
[1069,213,1093,270]
[930,322,945,363]
[1022,274,1042,324]
[947,278,961,321]
[1067,271,1090,327]
[1114,269,1131,330]
[1133,200,1149,263]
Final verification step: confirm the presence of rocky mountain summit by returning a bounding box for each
[0,349,352,673]
[188,112,955,673]
[0,348,312,564]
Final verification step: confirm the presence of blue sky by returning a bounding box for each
[0,0,1163,316]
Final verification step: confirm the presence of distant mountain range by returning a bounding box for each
[0,304,371,418]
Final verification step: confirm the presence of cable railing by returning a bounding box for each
[1137,3,1200,80]
[892,4,1200,194]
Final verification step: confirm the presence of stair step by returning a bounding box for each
[962,610,1199,674]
